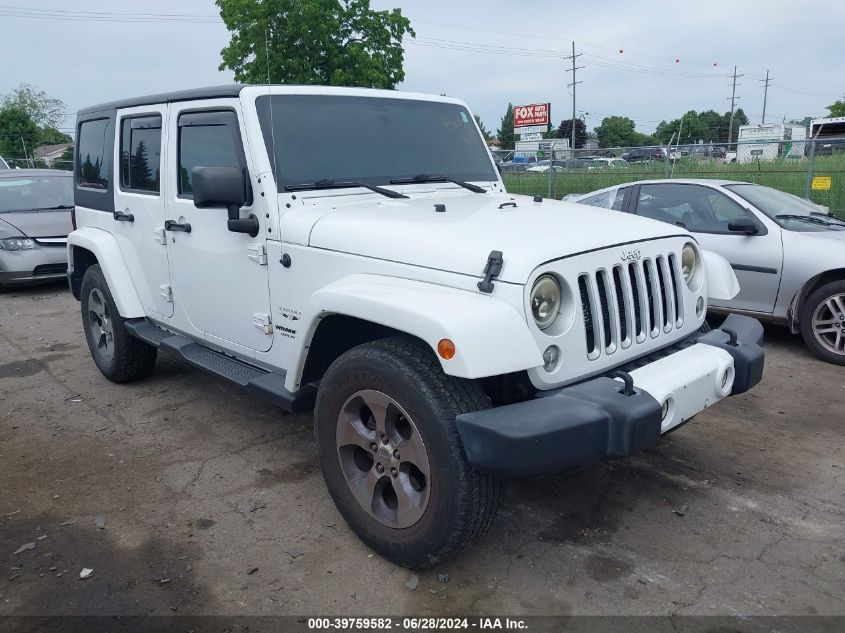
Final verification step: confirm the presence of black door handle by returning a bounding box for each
[113,210,134,222]
[164,220,192,233]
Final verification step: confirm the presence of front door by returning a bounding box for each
[112,106,173,318]
[164,101,273,354]
[631,182,783,314]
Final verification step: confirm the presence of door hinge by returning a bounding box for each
[153,227,167,245]
[247,243,268,266]
[159,284,173,303]
[252,312,273,335]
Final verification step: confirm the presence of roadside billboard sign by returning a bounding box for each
[514,103,550,129]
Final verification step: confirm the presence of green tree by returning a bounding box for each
[826,100,845,117]
[37,127,72,146]
[473,114,492,142]
[553,118,588,149]
[594,116,641,148]
[496,103,515,150]
[0,106,41,161]
[217,0,414,89]
[2,84,65,129]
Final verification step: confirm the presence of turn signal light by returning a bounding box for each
[437,339,456,360]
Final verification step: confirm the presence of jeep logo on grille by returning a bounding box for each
[620,248,641,262]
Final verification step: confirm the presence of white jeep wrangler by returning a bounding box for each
[67,85,764,568]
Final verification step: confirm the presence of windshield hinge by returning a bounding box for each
[477,250,504,293]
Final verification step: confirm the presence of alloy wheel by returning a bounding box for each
[336,389,431,528]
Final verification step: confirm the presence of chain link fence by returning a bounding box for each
[499,137,845,218]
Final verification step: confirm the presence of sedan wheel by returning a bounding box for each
[800,280,845,365]
[811,293,845,355]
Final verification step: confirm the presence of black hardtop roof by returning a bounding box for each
[78,84,248,116]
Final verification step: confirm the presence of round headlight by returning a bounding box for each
[531,275,561,330]
[681,243,698,286]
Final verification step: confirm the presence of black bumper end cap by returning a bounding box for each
[695,314,765,395]
[455,377,662,478]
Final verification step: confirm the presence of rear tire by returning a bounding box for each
[315,337,503,569]
[799,280,845,365]
[80,264,157,382]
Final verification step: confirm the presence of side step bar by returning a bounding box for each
[124,319,316,414]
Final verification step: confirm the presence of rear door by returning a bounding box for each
[631,182,782,313]
[113,106,173,318]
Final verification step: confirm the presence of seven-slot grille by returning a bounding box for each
[578,254,684,360]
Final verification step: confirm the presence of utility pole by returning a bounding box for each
[759,70,773,124]
[727,65,744,145]
[564,41,583,156]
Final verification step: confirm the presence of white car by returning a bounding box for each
[67,86,764,568]
[572,179,845,364]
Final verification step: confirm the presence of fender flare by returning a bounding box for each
[299,274,542,385]
[701,249,739,302]
[67,227,145,318]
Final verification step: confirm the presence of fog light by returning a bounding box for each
[542,345,560,372]
[661,399,670,420]
[696,296,705,318]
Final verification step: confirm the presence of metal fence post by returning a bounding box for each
[547,143,553,199]
[804,138,816,200]
[664,144,670,178]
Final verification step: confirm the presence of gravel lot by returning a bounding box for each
[1,282,843,617]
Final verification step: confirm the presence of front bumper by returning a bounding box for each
[455,314,764,477]
[0,244,67,285]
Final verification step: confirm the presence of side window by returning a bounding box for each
[704,192,748,223]
[177,111,244,197]
[579,187,628,210]
[120,115,162,193]
[636,184,749,233]
[77,118,111,190]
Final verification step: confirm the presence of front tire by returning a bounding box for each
[799,280,845,365]
[314,337,503,569]
[80,264,157,382]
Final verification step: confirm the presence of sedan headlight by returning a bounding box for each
[0,237,38,251]
[531,274,561,330]
[681,243,698,287]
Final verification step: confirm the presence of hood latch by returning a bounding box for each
[477,250,504,293]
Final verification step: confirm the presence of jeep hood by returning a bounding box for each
[303,192,686,284]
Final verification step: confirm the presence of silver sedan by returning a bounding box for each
[571,179,845,364]
[0,169,73,289]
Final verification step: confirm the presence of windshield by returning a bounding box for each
[256,95,497,192]
[725,184,843,232]
[0,175,73,213]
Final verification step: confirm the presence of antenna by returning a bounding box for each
[265,26,279,183]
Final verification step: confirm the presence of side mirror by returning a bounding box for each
[191,166,259,238]
[728,216,759,235]
[191,166,246,210]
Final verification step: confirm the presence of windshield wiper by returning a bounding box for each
[774,214,841,226]
[285,179,407,199]
[389,173,487,193]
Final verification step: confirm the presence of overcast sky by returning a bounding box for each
[1,1,842,139]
